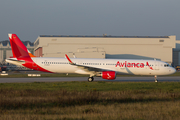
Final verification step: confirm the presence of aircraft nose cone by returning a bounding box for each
[170,67,176,74]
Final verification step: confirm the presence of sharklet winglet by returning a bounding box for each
[65,54,74,64]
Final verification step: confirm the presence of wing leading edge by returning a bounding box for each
[65,54,112,73]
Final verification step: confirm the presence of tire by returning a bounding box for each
[88,77,94,82]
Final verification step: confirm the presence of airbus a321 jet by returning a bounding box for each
[6,34,176,82]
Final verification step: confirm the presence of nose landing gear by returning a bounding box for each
[88,77,94,82]
[154,75,158,82]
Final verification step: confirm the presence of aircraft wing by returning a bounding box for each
[65,54,108,73]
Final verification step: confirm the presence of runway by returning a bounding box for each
[0,76,180,83]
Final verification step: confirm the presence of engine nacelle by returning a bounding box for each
[101,71,116,80]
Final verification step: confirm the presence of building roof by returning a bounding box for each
[39,35,169,38]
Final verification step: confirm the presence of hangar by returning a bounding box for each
[173,40,180,66]
[34,35,177,65]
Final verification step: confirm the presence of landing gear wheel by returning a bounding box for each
[154,75,158,82]
[88,77,94,82]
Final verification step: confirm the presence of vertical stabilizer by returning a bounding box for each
[8,34,30,60]
[7,34,53,73]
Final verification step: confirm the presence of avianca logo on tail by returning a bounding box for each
[115,61,153,70]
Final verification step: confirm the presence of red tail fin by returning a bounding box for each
[8,34,53,73]
[8,34,30,60]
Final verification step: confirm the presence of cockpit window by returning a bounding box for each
[164,64,170,67]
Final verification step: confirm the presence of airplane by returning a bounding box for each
[28,49,36,57]
[6,34,176,82]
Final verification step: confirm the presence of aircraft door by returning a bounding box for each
[78,61,83,65]
[154,61,159,70]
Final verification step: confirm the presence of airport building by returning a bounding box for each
[0,40,34,64]
[174,40,180,66]
[34,35,179,65]
[1,35,180,67]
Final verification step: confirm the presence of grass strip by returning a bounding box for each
[1,82,180,120]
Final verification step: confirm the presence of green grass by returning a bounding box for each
[0,81,180,120]
[1,81,180,120]
[1,81,180,92]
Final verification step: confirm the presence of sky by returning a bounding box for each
[0,0,180,42]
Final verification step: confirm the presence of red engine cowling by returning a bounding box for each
[102,71,116,80]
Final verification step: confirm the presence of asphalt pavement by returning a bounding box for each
[0,76,180,83]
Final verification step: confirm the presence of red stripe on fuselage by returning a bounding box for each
[22,61,53,73]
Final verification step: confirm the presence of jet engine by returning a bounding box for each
[101,71,116,80]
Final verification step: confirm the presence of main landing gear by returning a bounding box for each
[154,75,158,82]
[88,77,94,82]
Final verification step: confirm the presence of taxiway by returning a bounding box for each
[0,76,180,83]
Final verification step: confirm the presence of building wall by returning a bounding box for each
[6,50,13,59]
[34,35,176,64]
[0,50,3,63]
[35,47,42,57]
[0,43,12,64]
[173,41,180,66]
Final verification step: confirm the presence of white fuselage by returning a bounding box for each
[18,57,176,76]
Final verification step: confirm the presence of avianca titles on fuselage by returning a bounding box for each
[6,34,176,82]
